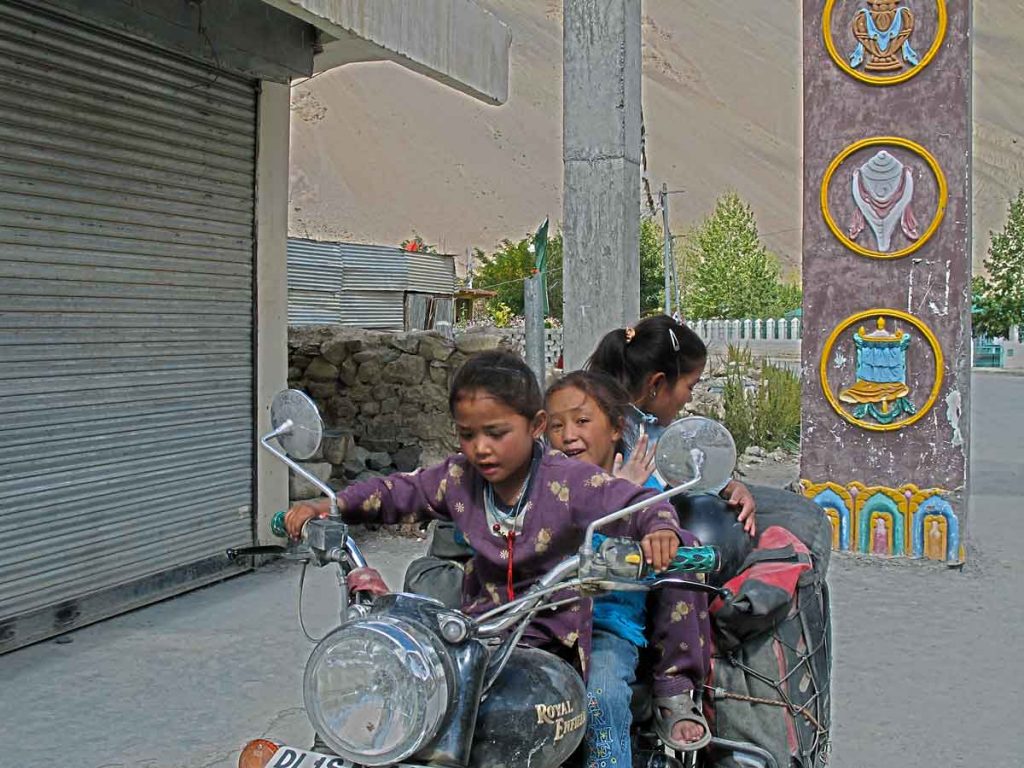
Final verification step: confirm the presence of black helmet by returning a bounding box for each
[672,493,754,587]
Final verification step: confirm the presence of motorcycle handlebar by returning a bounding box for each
[474,544,720,638]
[665,544,719,575]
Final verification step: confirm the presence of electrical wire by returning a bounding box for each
[185,1,222,91]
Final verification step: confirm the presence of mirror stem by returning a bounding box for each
[581,470,703,562]
[259,421,340,514]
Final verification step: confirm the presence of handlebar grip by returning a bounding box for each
[270,510,287,538]
[670,545,719,574]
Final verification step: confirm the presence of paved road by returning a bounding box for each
[1,372,1021,767]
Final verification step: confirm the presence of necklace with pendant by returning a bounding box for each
[484,465,535,601]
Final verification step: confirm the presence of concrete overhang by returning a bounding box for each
[261,0,511,105]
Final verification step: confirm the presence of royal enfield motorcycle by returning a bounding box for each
[228,390,779,768]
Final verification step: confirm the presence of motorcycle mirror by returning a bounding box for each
[270,389,324,460]
[654,416,736,493]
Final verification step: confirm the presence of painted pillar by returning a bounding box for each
[561,0,642,370]
[800,1,971,563]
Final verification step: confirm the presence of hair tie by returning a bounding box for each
[624,326,636,344]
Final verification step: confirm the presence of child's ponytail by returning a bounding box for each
[586,315,706,398]
[587,327,633,391]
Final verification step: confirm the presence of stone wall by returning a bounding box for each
[286,325,508,500]
[503,326,564,369]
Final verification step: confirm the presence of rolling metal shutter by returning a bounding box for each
[0,2,257,652]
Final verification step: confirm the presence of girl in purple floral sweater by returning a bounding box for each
[285,350,692,680]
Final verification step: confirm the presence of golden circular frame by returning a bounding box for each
[819,308,944,432]
[820,136,947,260]
[823,0,948,86]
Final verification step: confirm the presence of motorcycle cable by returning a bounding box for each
[482,585,587,693]
[296,560,348,643]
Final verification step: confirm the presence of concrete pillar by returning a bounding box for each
[800,2,971,563]
[255,80,291,544]
[562,0,642,370]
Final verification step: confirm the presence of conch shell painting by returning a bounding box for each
[847,150,920,252]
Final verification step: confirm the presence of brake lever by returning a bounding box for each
[649,578,728,599]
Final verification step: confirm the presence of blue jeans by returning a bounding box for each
[585,629,639,768]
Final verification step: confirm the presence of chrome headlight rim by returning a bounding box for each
[303,616,451,766]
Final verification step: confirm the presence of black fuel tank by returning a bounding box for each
[469,646,587,768]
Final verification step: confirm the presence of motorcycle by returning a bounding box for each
[228,390,778,768]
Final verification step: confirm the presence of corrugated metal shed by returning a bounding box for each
[287,238,343,325]
[287,238,455,329]
[407,251,456,294]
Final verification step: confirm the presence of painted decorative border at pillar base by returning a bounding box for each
[799,479,964,564]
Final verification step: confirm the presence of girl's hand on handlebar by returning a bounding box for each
[284,501,322,539]
[347,567,389,597]
[722,480,757,536]
[641,529,680,572]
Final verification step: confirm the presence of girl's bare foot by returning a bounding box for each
[663,708,707,745]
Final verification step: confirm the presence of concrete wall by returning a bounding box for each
[256,81,292,544]
[43,0,315,81]
[1001,325,1024,370]
[267,0,511,105]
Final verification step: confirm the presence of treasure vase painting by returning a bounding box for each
[823,0,948,85]
[820,310,943,432]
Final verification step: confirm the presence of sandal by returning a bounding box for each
[653,693,712,752]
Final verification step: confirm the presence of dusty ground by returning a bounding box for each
[0,372,1020,767]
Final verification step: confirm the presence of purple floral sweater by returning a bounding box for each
[334,448,696,678]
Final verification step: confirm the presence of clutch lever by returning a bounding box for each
[226,545,288,561]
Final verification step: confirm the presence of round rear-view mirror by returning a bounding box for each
[270,389,324,460]
[654,416,736,493]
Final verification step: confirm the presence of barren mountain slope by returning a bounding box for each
[288,1,1024,273]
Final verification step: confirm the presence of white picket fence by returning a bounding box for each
[691,317,803,342]
[502,319,801,373]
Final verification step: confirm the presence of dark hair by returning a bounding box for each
[545,370,632,434]
[449,349,543,420]
[586,314,707,397]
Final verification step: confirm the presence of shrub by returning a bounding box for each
[719,345,800,453]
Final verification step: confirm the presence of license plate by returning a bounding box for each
[266,746,350,768]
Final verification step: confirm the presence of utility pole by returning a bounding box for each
[562,0,642,370]
[660,183,672,316]
[670,235,682,319]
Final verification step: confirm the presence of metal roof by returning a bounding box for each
[287,238,455,328]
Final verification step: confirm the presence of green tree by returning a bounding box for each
[473,218,667,322]
[678,192,800,319]
[639,216,666,315]
[474,233,564,319]
[974,190,1024,339]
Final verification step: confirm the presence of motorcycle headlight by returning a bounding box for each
[303,617,451,765]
